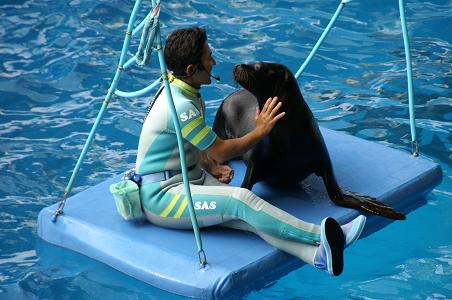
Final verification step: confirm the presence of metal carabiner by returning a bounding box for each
[52,192,69,222]
[198,250,208,268]
[412,140,420,157]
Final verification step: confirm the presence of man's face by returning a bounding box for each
[194,42,216,85]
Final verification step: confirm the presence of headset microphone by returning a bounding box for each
[208,72,221,82]
[198,63,221,82]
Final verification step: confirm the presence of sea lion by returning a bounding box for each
[213,62,405,220]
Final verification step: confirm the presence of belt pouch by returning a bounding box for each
[109,179,144,221]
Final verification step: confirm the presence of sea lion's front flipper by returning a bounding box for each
[241,160,255,190]
[338,191,406,220]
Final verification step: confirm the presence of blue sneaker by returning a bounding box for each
[341,215,366,247]
[314,217,345,276]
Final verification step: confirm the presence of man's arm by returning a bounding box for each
[199,151,215,171]
[204,97,285,163]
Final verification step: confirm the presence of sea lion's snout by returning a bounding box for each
[232,64,243,78]
[233,64,252,89]
[233,64,247,78]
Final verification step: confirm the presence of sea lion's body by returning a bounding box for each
[214,89,328,188]
[213,62,405,220]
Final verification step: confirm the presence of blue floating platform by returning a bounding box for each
[38,128,442,299]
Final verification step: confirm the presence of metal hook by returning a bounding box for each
[52,192,69,222]
[198,250,208,268]
[412,140,419,157]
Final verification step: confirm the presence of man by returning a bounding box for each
[135,26,366,276]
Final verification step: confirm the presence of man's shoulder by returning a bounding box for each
[177,100,201,123]
[155,85,201,121]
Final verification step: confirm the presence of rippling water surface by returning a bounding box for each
[1,0,451,299]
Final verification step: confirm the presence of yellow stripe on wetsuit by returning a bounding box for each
[160,194,181,217]
[191,126,211,146]
[181,117,203,137]
[173,197,188,218]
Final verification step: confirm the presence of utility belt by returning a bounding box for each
[125,164,197,187]
[110,165,197,221]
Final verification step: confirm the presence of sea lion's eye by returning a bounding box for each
[254,63,263,72]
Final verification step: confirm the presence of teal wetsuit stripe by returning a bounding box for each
[195,127,217,151]
[139,132,177,174]
[225,197,320,244]
[152,190,320,245]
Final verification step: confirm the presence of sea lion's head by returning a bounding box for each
[233,62,295,105]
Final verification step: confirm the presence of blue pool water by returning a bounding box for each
[1,0,451,298]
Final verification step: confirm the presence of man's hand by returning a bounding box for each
[203,96,285,164]
[255,96,285,136]
[200,152,234,183]
[210,164,234,184]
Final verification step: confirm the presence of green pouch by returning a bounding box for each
[109,179,144,221]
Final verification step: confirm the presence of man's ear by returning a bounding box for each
[185,64,196,76]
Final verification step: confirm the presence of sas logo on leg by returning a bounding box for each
[194,201,217,210]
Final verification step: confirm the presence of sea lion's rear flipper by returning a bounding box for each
[321,168,406,220]
[339,190,406,220]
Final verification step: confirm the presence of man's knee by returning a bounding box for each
[232,187,253,199]
[231,187,265,210]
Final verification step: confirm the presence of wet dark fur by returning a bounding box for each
[213,62,328,187]
[212,62,406,220]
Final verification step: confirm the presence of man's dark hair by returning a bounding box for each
[164,27,207,76]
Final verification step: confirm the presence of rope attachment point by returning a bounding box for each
[198,250,208,268]
[412,140,419,157]
[52,192,69,222]
[135,1,161,66]
[161,70,168,81]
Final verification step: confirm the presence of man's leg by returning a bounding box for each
[221,219,318,265]
[142,173,323,264]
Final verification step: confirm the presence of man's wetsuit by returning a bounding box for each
[136,76,322,264]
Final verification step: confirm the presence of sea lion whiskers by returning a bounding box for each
[233,64,259,92]
[246,73,257,91]
[233,72,248,88]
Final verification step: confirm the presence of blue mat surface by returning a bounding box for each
[38,128,442,299]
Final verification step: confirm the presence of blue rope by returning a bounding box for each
[294,0,419,156]
[114,77,161,98]
[151,0,207,267]
[295,0,350,79]
[135,0,160,66]
[53,0,208,267]
[398,0,419,156]
[52,0,144,221]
